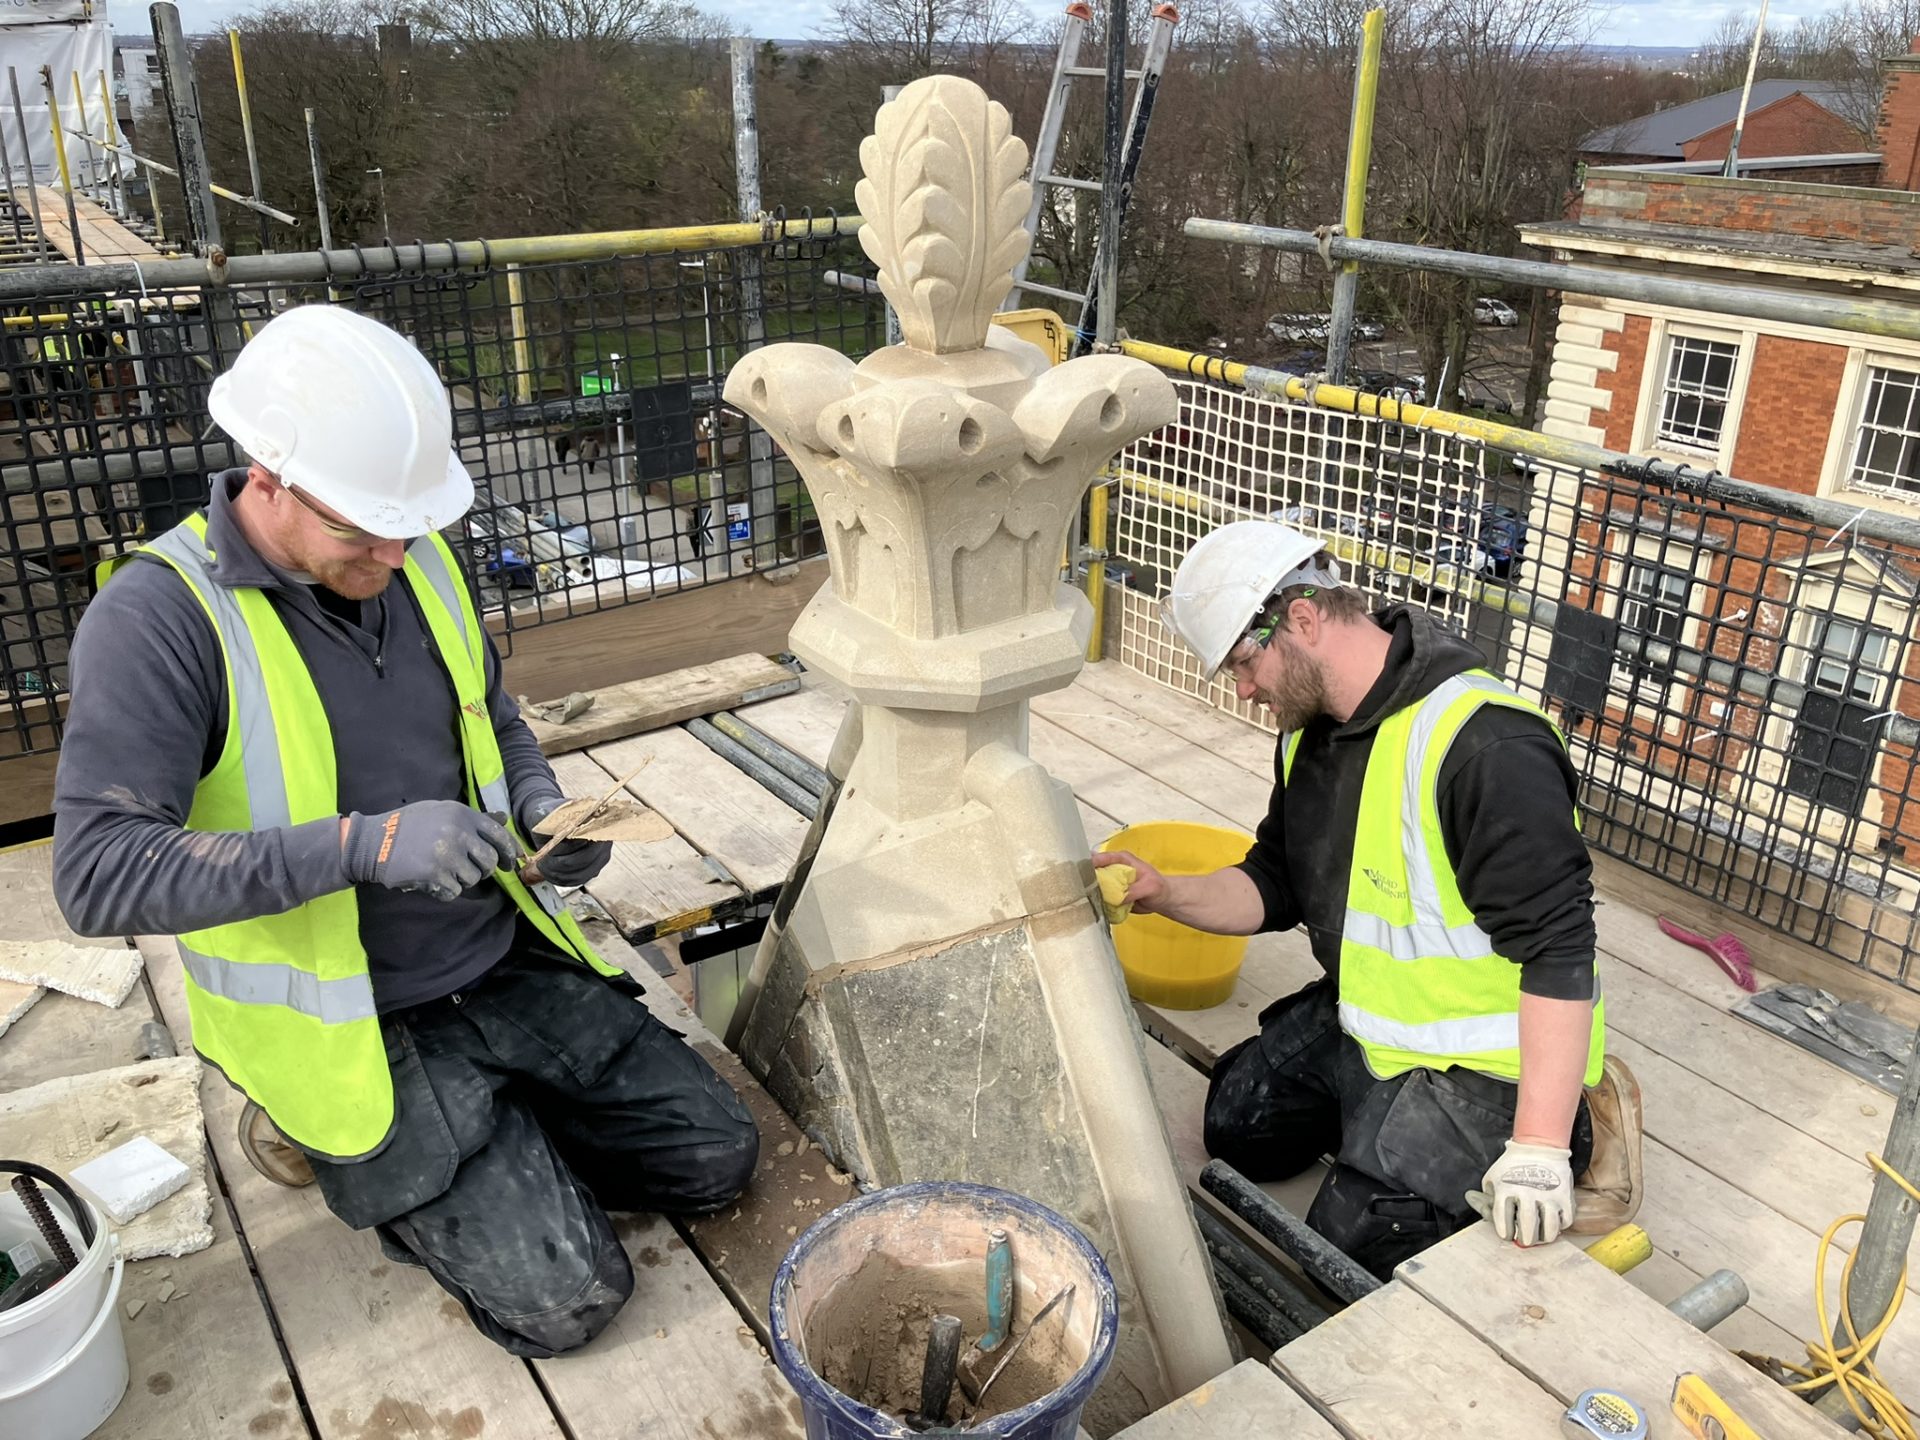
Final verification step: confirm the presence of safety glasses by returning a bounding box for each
[285,484,406,547]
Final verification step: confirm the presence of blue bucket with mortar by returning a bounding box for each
[769,1182,1118,1440]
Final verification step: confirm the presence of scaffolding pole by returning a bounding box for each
[731,35,778,572]
[304,107,332,250]
[152,0,222,256]
[1093,0,1125,348]
[229,30,270,250]
[0,213,863,300]
[38,67,84,266]
[1325,8,1384,385]
[6,69,48,262]
[65,124,293,225]
[97,71,130,231]
[1184,218,1920,346]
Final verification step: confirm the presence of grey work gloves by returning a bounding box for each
[521,794,614,889]
[342,801,519,902]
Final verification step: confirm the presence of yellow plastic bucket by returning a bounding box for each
[1102,821,1254,1010]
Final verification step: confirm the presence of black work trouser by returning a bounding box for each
[1204,979,1591,1282]
[303,938,760,1357]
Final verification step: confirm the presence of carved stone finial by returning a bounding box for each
[854,76,1033,355]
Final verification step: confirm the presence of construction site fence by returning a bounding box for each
[0,212,882,763]
[1108,368,1920,995]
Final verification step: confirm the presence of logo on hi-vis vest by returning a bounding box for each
[1362,867,1407,900]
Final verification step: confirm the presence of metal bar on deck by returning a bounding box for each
[709,711,831,797]
[1200,1159,1382,1305]
[684,716,821,819]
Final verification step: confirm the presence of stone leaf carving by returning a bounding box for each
[856,75,1032,356]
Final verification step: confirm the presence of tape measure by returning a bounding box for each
[1563,1389,1649,1440]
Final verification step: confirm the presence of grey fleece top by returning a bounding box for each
[51,469,566,1011]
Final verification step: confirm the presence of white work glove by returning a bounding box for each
[1466,1140,1574,1246]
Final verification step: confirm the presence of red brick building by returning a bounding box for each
[1518,55,1920,918]
[1580,80,1870,168]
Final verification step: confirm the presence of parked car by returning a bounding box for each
[1473,297,1519,327]
[1351,369,1426,403]
[1265,311,1386,345]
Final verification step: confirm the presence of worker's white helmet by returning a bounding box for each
[1161,518,1344,680]
[208,306,473,539]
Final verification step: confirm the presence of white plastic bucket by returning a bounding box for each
[0,1183,115,1383]
[0,1249,128,1440]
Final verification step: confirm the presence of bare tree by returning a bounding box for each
[1369,0,1598,408]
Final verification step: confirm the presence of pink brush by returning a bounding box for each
[1656,916,1758,992]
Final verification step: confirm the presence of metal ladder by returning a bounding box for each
[1003,0,1180,343]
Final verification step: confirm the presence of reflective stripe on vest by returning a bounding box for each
[1320,669,1605,1085]
[176,938,378,1024]
[144,522,296,831]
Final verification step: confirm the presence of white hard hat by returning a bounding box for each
[208,306,473,539]
[1162,518,1343,679]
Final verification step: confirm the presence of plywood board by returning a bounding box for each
[1632,1135,1920,1380]
[531,1211,805,1439]
[136,936,569,1440]
[1397,1226,1847,1440]
[1595,953,1892,1168]
[1604,1030,1875,1249]
[1114,1358,1343,1439]
[1030,715,1239,832]
[525,652,798,755]
[0,1056,212,1259]
[1032,685,1271,832]
[1072,662,1278,779]
[551,752,744,933]
[1271,1280,1566,1440]
[589,726,808,893]
[100,1189,314,1440]
[30,189,161,263]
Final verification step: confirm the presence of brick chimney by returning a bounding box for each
[1877,36,1920,190]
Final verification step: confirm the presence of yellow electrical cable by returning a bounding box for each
[1768,1152,1920,1440]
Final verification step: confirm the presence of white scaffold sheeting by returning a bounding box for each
[0,17,113,185]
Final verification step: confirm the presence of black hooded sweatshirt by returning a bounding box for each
[1235,605,1596,1001]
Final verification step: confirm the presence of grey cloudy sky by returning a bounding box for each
[150,0,1837,61]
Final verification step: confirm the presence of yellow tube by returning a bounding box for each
[1117,335,1615,479]
[507,264,534,405]
[43,74,74,194]
[1341,11,1384,247]
[1085,480,1110,662]
[1584,1224,1654,1274]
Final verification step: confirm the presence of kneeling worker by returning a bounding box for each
[52,306,758,1354]
[1098,519,1629,1279]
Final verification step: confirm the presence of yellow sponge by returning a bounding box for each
[1096,865,1137,925]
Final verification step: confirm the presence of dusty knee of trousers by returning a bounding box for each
[498,1229,635,1356]
[684,1122,762,1215]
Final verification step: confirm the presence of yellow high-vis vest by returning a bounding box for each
[104,513,619,1159]
[1282,669,1605,1087]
